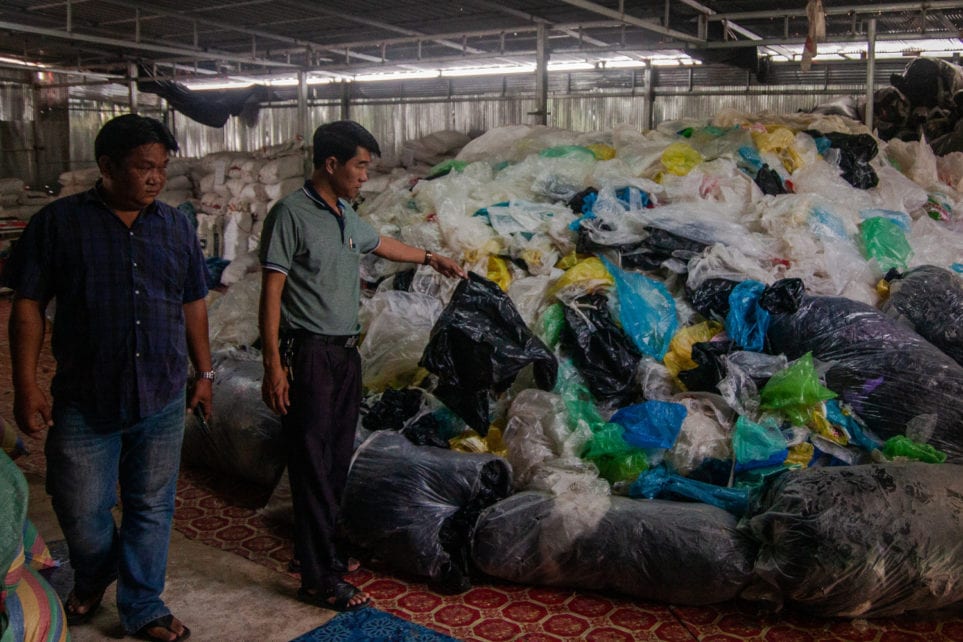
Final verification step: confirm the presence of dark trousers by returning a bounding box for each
[281,336,361,591]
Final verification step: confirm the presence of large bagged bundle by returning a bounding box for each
[472,491,757,605]
[339,431,512,592]
[181,349,284,488]
[746,463,963,617]
[767,295,963,459]
[881,265,963,366]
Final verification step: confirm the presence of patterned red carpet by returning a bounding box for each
[2,297,963,642]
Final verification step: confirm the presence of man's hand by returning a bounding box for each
[188,378,213,422]
[13,384,53,435]
[262,362,291,415]
[428,253,468,279]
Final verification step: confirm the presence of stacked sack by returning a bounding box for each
[56,166,101,197]
[194,140,306,263]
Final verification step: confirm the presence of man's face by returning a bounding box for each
[326,146,371,200]
[100,142,169,211]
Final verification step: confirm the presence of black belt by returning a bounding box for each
[284,330,359,348]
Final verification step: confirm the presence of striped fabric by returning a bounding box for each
[0,418,25,461]
[1,565,69,642]
[21,522,56,572]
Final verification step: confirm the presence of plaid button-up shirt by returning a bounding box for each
[2,185,208,420]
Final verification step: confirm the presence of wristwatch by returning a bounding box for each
[196,369,216,381]
[423,250,433,266]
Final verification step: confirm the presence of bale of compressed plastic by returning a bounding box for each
[881,265,963,367]
[182,349,285,488]
[472,491,757,605]
[766,295,963,460]
[745,463,963,617]
[339,431,512,593]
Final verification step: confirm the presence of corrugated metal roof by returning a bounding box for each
[0,1,960,83]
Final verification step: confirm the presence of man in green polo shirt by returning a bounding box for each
[258,120,465,612]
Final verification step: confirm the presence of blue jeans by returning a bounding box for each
[45,393,186,634]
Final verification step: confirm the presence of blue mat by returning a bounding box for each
[289,607,458,642]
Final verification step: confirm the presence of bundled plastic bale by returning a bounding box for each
[182,348,284,488]
[745,463,963,617]
[881,265,963,366]
[767,295,963,460]
[472,491,757,605]
[340,431,512,592]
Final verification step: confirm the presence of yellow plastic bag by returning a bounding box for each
[548,256,614,300]
[663,321,724,378]
[487,255,512,292]
[449,426,507,457]
[784,442,814,467]
[661,142,703,176]
[752,127,804,173]
[587,143,616,160]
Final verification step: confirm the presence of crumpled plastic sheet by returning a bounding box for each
[472,491,757,605]
[745,462,963,617]
[340,431,513,593]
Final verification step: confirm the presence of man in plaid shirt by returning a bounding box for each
[3,114,211,642]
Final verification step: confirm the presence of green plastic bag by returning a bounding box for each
[537,303,566,349]
[860,216,912,271]
[582,423,649,484]
[539,145,597,161]
[732,416,788,471]
[760,352,837,426]
[882,435,947,464]
[428,158,469,178]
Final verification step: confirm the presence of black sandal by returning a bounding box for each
[64,587,106,625]
[134,614,191,642]
[297,581,370,612]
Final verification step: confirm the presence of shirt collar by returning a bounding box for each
[84,180,163,218]
[301,180,344,216]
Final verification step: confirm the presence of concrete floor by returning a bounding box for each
[24,470,336,642]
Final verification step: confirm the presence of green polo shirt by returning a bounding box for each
[259,182,381,335]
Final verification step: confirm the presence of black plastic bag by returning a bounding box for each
[881,265,963,366]
[754,164,787,195]
[767,295,963,460]
[677,340,738,392]
[687,278,738,320]
[807,130,879,189]
[745,463,963,617]
[420,272,557,433]
[339,431,512,593]
[577,226,707,272]
[472,491,757,605]
[561,293,642,404]
[182,349,284,488]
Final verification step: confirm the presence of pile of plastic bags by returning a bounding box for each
[198,111,963,616]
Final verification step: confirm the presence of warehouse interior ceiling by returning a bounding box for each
[0,0,962,87]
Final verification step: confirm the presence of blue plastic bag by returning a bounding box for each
[600,255,679,360]
[725,280,770,352]
[611,400,687,450]
[629,464,751,516]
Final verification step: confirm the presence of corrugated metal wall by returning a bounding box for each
[0,59,913,183]
[1,78,36,185]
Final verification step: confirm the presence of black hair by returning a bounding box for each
[94,114,179,165]
[312,120,381,168]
